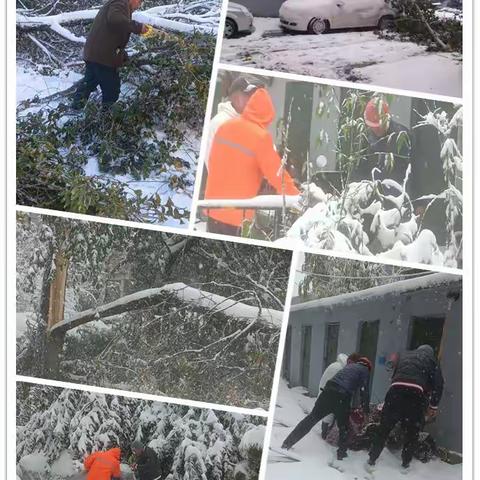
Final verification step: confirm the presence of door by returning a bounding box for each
[301,325,313,388]
[283,82,314,182]
[334,0,380,28]
[409,316,446,357]
[357,319,380,378]
[283,326,292,379]
[323,323,340,372]
[331,0,361,29]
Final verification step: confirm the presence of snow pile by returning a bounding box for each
[50,451,75,477]
[221,17,462,97]
[266,379,462,480]
[276,165,459,267]
[239,425,266,452]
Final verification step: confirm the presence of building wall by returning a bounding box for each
[285,284,462,452]
[233,0,285,17]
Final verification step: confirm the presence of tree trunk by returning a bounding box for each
[45,251,69,377]
[47,251,69,329]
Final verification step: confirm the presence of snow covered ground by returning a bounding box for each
[220,18,462,98]
[17,66,82,104]
[17,64,198,227]
[266,380,462,480]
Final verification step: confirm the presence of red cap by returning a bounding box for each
[364,98,390,128]
[357,357,373,371]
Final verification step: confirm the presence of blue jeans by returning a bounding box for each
[72,61,121,108]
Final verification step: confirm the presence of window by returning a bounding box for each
[301,325,312,388]
[357,320,380,380]
[323,323,340,372]
[409,316,446,357]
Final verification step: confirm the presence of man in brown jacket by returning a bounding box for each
[72,0,147,109]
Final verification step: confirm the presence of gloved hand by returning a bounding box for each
[141,24,154,36]
[426,406,438,420]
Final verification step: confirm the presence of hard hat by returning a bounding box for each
[364,98,390,128]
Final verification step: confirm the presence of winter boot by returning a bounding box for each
[281,441,291,451]
[321,421,330,440]
[364,456,376,474]
[337,449,348,460]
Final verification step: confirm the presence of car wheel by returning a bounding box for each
[308,18,329,35]
[377,15,395,31]
[224,18,238,38]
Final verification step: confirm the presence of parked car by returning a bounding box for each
[225,2,254,38]
[279,0,396,34]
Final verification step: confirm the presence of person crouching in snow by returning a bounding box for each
[131,440,162,480]
[282,356,372,461]
[72,0,148,109]
[204,86,299,236]
[366,345,444,472]
[318,353,361,440]
[84,446,121,480]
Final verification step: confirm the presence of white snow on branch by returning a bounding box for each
[51,282,283,333]
[16,2,220,39]
[198,195,301,210]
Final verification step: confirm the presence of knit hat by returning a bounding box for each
[357,357,373,371]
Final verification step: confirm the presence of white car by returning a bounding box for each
[225,2,254,38]
[279,0,396,34]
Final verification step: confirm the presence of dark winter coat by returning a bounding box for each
[83,0,143,68]
[327,363,370,413]
[349,119,412,188]
[135,447,161,480]
[391,345,444,408]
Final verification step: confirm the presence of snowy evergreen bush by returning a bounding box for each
[385,0,462,52]
[17,384,266,480]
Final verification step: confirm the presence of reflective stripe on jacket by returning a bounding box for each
[204,88,299,227]
[84,448,121,480]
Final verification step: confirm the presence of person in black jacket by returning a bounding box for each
[367,345,444,471]
[131,441,161,480]
[282,356,372,460]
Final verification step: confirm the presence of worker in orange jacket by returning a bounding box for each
[84,447,121,480]
[204,87,299,236]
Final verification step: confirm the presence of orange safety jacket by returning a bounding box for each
[204,88,299,227]
[84,448,121,480]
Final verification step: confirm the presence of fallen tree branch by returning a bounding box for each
[50,282,283,334]
[16,3,220,42]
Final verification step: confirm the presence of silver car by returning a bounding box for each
[225,2,254,38]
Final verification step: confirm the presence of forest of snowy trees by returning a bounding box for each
[17,382,266,480]
[16,212,292,408]
[16,0,220,224]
